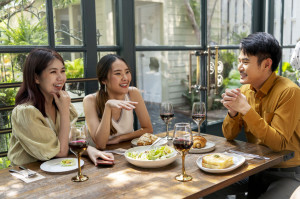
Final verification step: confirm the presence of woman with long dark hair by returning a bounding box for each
[83,54,153,149]
[8,48,114,166]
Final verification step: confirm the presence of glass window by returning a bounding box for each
[0,0,48,46]
[53,0,83,46]
[281,48,299,85]
[135,0,201,46]
[207,0,252,45]
[95,0,116,45]
[0,53,28,83]
[282,0,300,45]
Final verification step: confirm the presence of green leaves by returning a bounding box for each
[65,58,84,78]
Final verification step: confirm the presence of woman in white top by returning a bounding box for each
[83,54,153,149]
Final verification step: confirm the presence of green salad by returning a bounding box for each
[126,146,175,160]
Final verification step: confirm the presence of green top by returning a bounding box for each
[8,103,78,165]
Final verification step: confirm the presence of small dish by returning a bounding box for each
[131,137,168,147]
[189,141,215,154]
[40,158,84,173]
[196,153,246,173]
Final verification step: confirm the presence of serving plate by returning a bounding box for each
[196,153,246,173]
[40,158,84,173]
[189,141,215,154]
[125,146,178,168]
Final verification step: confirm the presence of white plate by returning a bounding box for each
[131,137,168,147]
[40,158,84,173]
[125,146,178,168]
[196,153,246,173]
[189,141,216,154]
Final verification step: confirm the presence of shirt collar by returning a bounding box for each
[250,72,277,98]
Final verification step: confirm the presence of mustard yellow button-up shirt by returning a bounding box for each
[222,72,300,168]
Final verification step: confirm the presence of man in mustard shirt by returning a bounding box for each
[221,32,300,198]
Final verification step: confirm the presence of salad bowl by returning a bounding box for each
[125,146,178,168]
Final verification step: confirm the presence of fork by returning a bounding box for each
[19,166,37,177]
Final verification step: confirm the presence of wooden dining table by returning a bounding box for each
[0,132,294,199]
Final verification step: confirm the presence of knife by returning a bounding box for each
[228,150,270,160]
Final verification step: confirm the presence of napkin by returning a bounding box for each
[10,169,45,183]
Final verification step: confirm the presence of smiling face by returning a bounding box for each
[238,50,272,91]
[104,59,131,98]
[35,58,66,99]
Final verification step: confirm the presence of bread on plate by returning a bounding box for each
[193,136,207,148]
[137,133,158,146]
[202,153,233,169]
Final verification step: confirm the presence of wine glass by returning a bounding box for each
[160,102,174,140]
[69,125,89,182]
[192,102,206,136]
[173,123,193,182]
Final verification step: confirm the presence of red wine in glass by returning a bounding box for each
[173,138,193,155]
[192,114,206,126]
[69,140,88,154]
[160,113,175,123]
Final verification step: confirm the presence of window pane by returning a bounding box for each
[207,0,252,45]
[281,48,299,85]
[0,0,48,46]
[273,0,282,43]
[135,0,201,46]
[282,0,300,45]
[95,0,116,45]
[0,53,28,83]
[53,0,83,46]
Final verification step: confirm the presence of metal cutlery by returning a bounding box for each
[227,149,270,160]
[9,167,36,178]
[104,149,126,155]
[19,166,37,177]
[145,137,166,151]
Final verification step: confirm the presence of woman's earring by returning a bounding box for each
[104,84,107,93]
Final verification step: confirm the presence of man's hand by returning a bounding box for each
[221,88,251,116]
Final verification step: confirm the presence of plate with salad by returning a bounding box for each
[125,145,178,168]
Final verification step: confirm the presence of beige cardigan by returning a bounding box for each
[8,103,78,165]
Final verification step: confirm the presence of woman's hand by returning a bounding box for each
[86,146,114,166]
[107,136,122,145]
[105,99,138,110]
[52,90,71,113]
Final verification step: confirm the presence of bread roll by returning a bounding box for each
[137,133,158,146]
[202,153,233,169]
[193,136,207,148]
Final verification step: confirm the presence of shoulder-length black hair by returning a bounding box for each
[15,48,65,117]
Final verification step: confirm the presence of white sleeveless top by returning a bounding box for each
[110,94,134,139]
[87,93,134,147]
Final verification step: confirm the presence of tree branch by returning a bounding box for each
[183,0,201,45]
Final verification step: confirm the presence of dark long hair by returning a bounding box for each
[95,54,129,135]
[15,48,65,117]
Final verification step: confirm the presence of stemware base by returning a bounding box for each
[175,174,192,182]
[72,174,89,182]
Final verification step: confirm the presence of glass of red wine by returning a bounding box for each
[173,123,193,182]
[160,102,175,140]
[69,125,89,182]
[192,102,206,136]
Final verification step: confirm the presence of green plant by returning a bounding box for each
[65,58,84,78]
[276,62,300,85]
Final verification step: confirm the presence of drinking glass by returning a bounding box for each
[192,102,206,136]
[173,123,193,182]
[69,125,89,182]
[160,102,174,140]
